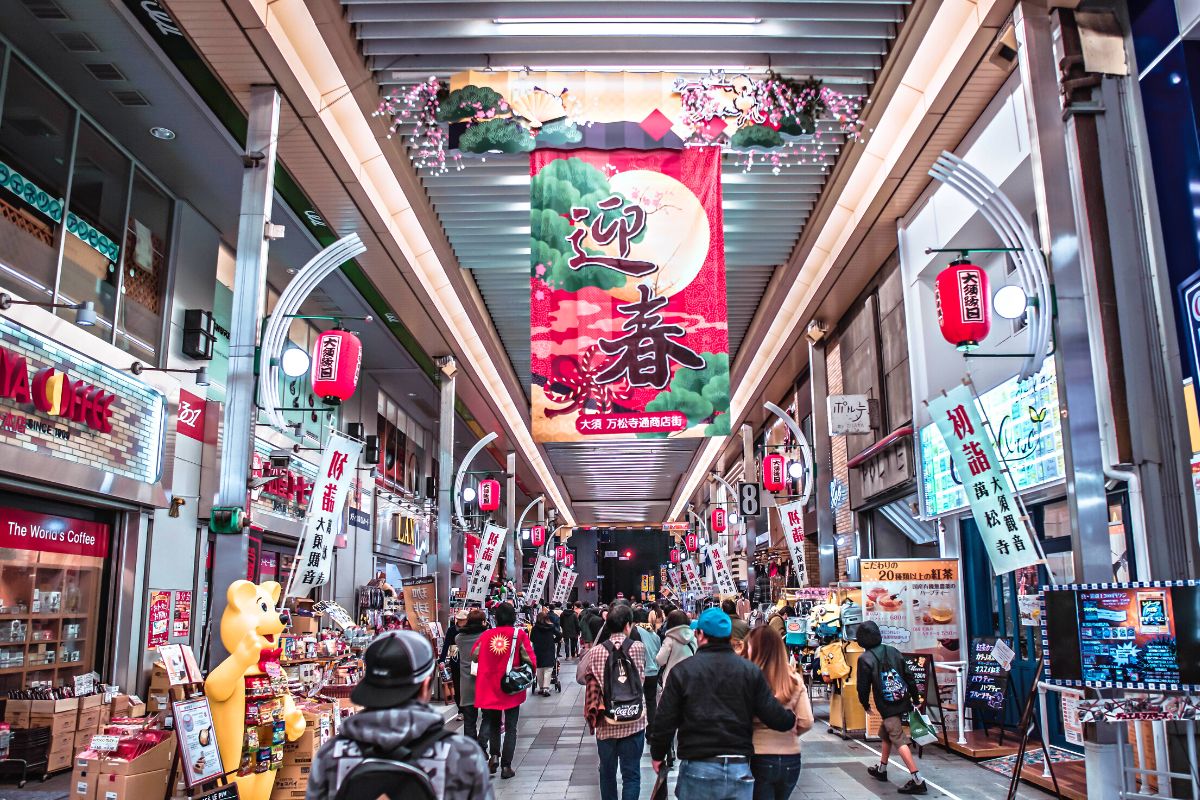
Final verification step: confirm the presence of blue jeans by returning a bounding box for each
[597,730,644,800]
[750,754,803,800]
[676,759,755,800]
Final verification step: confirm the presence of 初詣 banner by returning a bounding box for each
[530,147,730,442]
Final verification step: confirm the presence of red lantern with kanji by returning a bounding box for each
[478,479,501,511]
[763,453,786,492]
[556,544,567,560]
[310,328,362,404]
[935,260,991,351]
[710,507,727,534]
[670,547,681,563]
[565,552,575,568]
[685,532,698,553]
[530,525,546,547]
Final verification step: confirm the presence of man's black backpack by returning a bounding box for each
[333,725,456,800]
[600,635,644,722]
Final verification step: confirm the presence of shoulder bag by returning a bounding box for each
[501,628,535,695]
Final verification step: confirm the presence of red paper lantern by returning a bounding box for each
[670,548,681,563]
[530,525,546,547]
[711,507,727,534]
[935,260,991,351]
[556,544,567,560]
[685,532,699,553]
[763,453,786,492]
[310,328,362,404]
[478,479,501,511]
[565,552,575,568]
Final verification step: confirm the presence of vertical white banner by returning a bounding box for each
[705,544,737,596]
[527,554,554,605]
[776,499,809,586]
[681,560,701,590]
[667,565,682,595]
[291,430,363,596]
[551,569,576,604]
[465,522,508,602]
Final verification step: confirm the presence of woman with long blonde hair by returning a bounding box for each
[743,626,814,800]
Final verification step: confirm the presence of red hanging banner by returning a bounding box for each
[530,147,730,442]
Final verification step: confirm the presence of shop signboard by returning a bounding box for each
[465,523,507,602]
[173,695,224,786]
[176,389,206,442]
[402,576,438,634]
[919,363,1064,517]
[828,395,872,435]
[0,317,165,483]
[927,384,1042,575]
[777,500,808,587]
[860,559,961,661]
[529,147,730,443]
[291,430,363,596]
[527,554,554,604]
[705,544,737,596]
[966,637,1011,712]
[0,506,109,558]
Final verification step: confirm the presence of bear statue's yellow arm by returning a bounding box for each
[204,580,307,800]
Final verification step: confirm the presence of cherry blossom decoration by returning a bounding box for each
[374,76,459,174]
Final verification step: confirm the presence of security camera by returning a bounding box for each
[269,449,292,470]
[804,321,829,344]
[438,356,457,379]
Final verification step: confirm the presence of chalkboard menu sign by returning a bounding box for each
[966,637,1010,711]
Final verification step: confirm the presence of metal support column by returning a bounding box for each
[810,340,837,585]
[208,86,279,669]
[506,451,520,594]
[436,358,456,627]
[1015,2,1113,582]
[740,424,758,603]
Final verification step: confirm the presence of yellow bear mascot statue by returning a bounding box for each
[205,580,306,800]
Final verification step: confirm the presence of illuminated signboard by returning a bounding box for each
[918,361,1065,517]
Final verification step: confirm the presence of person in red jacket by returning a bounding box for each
[470,602,535,780]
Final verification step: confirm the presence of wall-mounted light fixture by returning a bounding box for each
[129,361,210,387]
[0,292,96,327]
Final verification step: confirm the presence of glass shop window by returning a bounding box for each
[59,121,127,337]
[0,59,73,298]
[117,171,170,360]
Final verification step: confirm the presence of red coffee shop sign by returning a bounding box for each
[0,345,117,432]
[0,506,110,558]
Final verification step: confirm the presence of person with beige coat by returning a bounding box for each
[743,626,815,800]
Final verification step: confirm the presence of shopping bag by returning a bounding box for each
[650,754,672,800]
[908,709,939,746]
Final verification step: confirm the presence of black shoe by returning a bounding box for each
[501,766,516,779]
[899,779,928,795]
[488,756,499,775]
[867,765,888,782]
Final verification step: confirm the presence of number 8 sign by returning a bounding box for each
[738,482,760,517]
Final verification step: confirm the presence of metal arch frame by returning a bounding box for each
[764,401,814,506]
[258,234,368,434]
[515,494,546,552]
[709,472,741,545]
[454,431,498,528]
[686,507,709,546]
[928,152,1053,381]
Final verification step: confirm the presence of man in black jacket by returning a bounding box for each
[649,607,796,799]
[856,621,926,794]
[560,602,580,660]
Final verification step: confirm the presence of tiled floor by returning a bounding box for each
[452,658,1055,800]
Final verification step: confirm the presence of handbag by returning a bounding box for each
[500,628,535,695]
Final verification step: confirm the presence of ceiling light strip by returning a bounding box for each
[668,0,1001,521]
[264,2,575,525]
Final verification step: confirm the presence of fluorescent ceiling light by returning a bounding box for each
[494,17,761,25]
[492,65,768,74]
[489,22,763,37]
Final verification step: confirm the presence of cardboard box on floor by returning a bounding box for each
[31,710,77,737]
[93,768,170,800]
[70,753,100,800]
[96,734,176,776]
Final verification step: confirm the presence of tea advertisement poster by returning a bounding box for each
[860,559,961,661]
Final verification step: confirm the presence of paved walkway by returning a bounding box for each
[452,658,1053,800]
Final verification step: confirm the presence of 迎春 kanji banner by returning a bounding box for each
[928,385,1041,575]
[530,147,730,442]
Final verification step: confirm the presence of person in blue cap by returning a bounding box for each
[648,607,798,799]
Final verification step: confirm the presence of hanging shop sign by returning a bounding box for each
[527,554,553,604]
[176,389,207,442]
[401,576,438,634]
[0,318,165,483]
[927,384,1042,575]
[530,147,730,443]
[667,565,682,594]
[919,362,1064,517]
[249,441,317,521]
[762,454,786,492]
[935,261,990,351]
[828,395,872,435]
[465,522,507,602]
[680,560,701,590]
[310,329,362,404]
[552,569,577,604]
[860,559,961,661]
[776,499,809,588]
[0,506,110,559]
[705,544,737,596]
[291,430,364,596]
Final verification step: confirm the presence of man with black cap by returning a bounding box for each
[307,629,494,799]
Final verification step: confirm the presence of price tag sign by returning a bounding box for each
[73,673,96,696]
[91,735,120,752]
